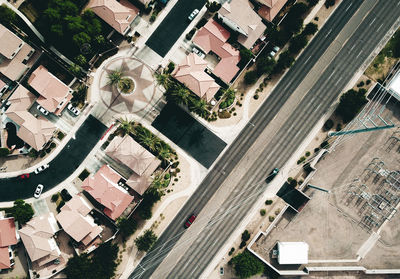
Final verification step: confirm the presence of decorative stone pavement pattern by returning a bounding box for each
[98,57,158,115]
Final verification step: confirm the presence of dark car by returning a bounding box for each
[265,168,279,183]
[184,214,197,228]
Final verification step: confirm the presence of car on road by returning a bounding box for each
[265,168,279,183]
[34,164,49,174]
[37,105,49,115]
[20,173,30,179]
[184,214,197,228]
[34,184,44,199]
[188,9,199,21]
[67,103,80,116]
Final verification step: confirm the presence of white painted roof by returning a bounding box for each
[388,71,400,101]
[277,242,309,265]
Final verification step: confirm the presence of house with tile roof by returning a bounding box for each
[0,217,18,271]
[105,135,160,196]
[88,0,139,35]
[19,213,61,267]
[218,0,266,49]
[193,19,241,84]
[5,85,56,151]
[172,53,220,102]
[0,24,35,81]
[82,165,134,221]
[28,65,73,116]
[256,0,288,22]
[56,195,103,247]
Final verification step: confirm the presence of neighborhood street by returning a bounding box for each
[0,116,106,201]
[128,0,400,278]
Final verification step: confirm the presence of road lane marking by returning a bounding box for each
[304,55,311,64]
[345,2,353,12]
[369,18,376,26]
[349,44,356,51]
[334,76,343,86]
[325,29,332,38]
[376,23,383,32]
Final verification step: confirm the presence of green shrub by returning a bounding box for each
[269,216,275,222]
[336,123,342,131]
[239,241,247,249]
[325,0,336,8]
[228,247,235,256]
[366,79,371,85]
[241,230,250,242]
[244,71,258,85]
[320,140,329,149]
[260,209,266,216]
[265,200,273,205]
[51,194,59,203]
[305,151,311,157]
[0,148,10,157]
[56,200,65,212]
[323,119,334,131]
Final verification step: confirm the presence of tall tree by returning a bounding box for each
[135,229,158,252]
[10,199,34,224]
[232,251,264,278]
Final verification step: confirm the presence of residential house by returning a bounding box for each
[172,53,220,102]
[0,79,8,94]
[105,135,161,196]
[5,85,56,151]
[88,0,139,35]
[28,65,73,116]
[0,24,35,81]
[193,19,241,84]
[19,213,61,267]
[218,0,266,49]
[82,165,134,221]
[137,0,151,6]
[0,217,18,271]
[56,195,103,248]
[256,0,288,22]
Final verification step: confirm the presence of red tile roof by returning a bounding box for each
[257,0,288,21]
[82,165,134,220]
[0,217,17,269]
[193,19,240,83]
[172,53,220,102]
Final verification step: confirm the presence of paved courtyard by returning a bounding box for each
[92,56,164,124]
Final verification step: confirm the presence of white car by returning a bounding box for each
[188,9,199,21]
[37,105,49,115]
[34,164,49,174]
[192,47,205,59]
[67,104,80,116]
[34,184,44,199]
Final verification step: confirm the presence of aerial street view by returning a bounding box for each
[0,0,399,278]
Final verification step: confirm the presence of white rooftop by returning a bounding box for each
[388,71,400,101]
[277,241,309,265]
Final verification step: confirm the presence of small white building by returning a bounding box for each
[277,242,309,265]
[388,71,400,101]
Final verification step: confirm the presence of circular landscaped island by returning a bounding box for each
[117,76,136,95]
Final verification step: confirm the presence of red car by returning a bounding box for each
[184,214,197,228]
[20,173,30,179]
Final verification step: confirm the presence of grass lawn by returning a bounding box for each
[18,2,39,23]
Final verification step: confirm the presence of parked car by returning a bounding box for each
[184,214,197,228]
[34,164,49,174]
[34,184,44,199]
[269,50,276,57]
[67,104,80,116]
[188,9,199,21]
[265,168,279,183]
[37,105,49,115]
[192,47,205,59]
[20,173,30,179]
[273,46,280,52]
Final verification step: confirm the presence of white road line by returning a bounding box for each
[304,55,311,64]
[356,51,363,58]
[327,70,336,81]
[377,23,383,32]
[345,2,353,12]
[325,29,332,38]
[334,76,343,86]
[398,1,400,6]
[349,44,356,52]
[369,18,376,26]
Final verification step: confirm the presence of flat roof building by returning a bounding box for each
[277,242,309,265]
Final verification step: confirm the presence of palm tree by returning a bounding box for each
[117,117,134,135]
[137,128,159,152]
[223,88,236,99]
[157,144,172,162]
[107,68,123,85]
[155,73,171,90]
[170,85,191,106]
[189,98,208,117]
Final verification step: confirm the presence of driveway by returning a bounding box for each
[145,0,207,57]
[152,103,226,168]
[0,115,106,202]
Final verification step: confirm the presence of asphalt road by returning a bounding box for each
[130,0,400,278]
[145,0,207,57]
[0,115,106,202]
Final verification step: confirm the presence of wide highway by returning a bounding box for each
[129,0,400,278]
